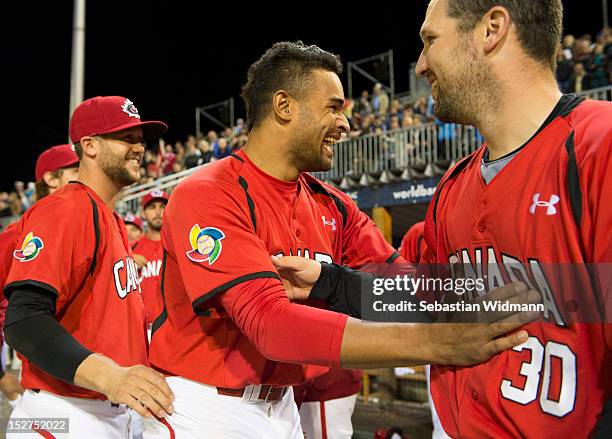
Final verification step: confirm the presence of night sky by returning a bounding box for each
[2,0,603,191]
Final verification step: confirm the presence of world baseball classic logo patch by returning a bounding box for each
[14,232,44,262]
[186,225,225,265]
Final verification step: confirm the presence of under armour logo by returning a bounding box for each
[529,193,560,215]
[322,216,336,231]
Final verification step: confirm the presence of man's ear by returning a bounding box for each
[42,172,59,190]
[272,90,294,124]
[482,6,511,55]
[80,136,98,159]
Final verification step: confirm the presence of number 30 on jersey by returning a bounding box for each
[500,336,576,417]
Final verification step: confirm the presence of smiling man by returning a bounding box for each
[414,0,611,437]
[145,41,538,438]
[3,96,174,437]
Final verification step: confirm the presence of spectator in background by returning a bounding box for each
[402,107,414,121]
[562,34,575,60]
[160,140,176,176]
[145,149,161,179]
[361,114,374,134]
[386,99,402,127]
[573,38,592,65]
[389,115,401,131]
[388,98,401,116]
[8,192,22,217]
[586,43,609,88]
[355,90,372,116]
[568,62,591,92]
[207,130,218,147]
[413,96,428,116]
[25,183,35,205]
[349,112,363,137]
[222,127,233,140]
[402,115,414,129]
[212,137,232,160]
[14,181,32,212]
[372,83,389,116]
[373,116,386,133]
[184,140,203,169]
[556,45,573,93]
[198,139,213,164]
[186,135,197,148]
[174,141,185,167]
[172,161,184,174]
[124,213,144,244]
[233,118,246,135]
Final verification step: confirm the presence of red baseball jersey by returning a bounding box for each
[424,97,612,438]
[399,221,427,263]
[0,222,19,348]
[132,235,164,325]
[148,150,399,388]
[4,182,148,399]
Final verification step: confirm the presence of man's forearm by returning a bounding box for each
[73,353,121,395]
[339,319,436,368]
[339,317,531,369]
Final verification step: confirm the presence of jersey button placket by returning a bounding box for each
[471,390,478,401]
[477,222,486,233]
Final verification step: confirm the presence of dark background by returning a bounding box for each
[1,0,605,190]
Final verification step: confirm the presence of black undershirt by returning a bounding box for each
[4,286,93,384]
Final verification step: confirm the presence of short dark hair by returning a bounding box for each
[35,169,64,199]
[446,0,563,71]
[241,41,343,130]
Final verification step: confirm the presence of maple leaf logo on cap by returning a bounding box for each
[121,98,141,119]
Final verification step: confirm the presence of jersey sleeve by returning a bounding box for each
[575,111,612,264]
[162,180,281,311]
[574,107,612,348]
[218,277,347,367]
[4,195,94,311]
[0,224,18,291]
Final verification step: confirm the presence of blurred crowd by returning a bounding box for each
[139,120,248,183]
[556,30,612,93]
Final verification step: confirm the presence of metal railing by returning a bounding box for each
[118,85,612,213]
[312,123,482,182]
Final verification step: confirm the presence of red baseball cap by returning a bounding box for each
[35,144,80,181]
[123,213,144,231]
[69,96,168,144]
[142,188,170,209]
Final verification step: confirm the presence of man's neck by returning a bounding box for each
[478,72,562,161]
[76,164,123,210]
[241,127,300,182]
[146,229,161,241]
